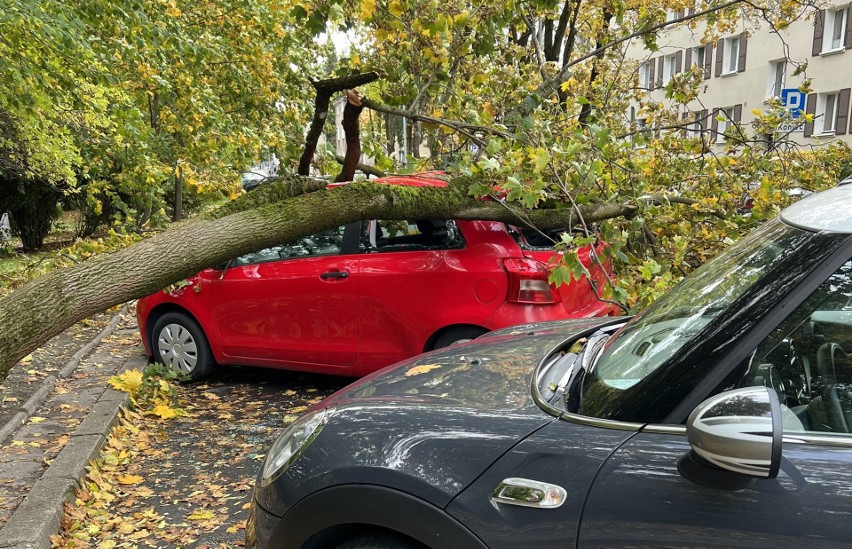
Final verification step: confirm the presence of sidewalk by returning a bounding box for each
[0,304,347,548]
[0,306,143,548]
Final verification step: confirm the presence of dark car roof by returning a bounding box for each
[781,182,852,233]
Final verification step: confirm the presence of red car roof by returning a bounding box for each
[327,171,449,188]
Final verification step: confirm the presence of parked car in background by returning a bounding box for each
[137,174,617,380]
[248,180,852,548]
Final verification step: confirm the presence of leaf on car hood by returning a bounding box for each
[405,364,442,377]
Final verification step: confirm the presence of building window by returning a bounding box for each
[687,111,703,137]
[766,60,786,98]
[723,36,740,74]
[819,92,840,134]
[639,61,652,89]
[823,8,848,53]
[665,9,684,22]
[662,53,678,85]
[637,118,652,144]
[690,46,705,69]
[716,107,735,142]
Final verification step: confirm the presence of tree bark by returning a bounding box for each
[173,165,183,222]
[334,156,385,178]
[334,97,364,183]
[298,73,379,176]
[0,174,635,377]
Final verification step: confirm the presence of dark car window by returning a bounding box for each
[507,226,581,250]
[232,226,347,266]
[738,259,852,434]
[578,218,847,423]
[361,219,464,252]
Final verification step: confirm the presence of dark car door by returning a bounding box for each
[579,259,852,547]
[580,431,852,548]
[446,418,637,548]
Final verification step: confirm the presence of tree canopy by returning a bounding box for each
[0,0,851,377]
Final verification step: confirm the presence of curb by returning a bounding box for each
[0,352,145,549]
[0,305,128,448]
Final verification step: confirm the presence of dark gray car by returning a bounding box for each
[249,182,852,548]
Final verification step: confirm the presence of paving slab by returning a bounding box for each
[0,307,140,530]
[0,477,76,548]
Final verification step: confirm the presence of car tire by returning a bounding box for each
[335,534,422,549]
[431,326,488,351]
[151,312,214,381]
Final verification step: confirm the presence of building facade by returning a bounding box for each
[627,1,852,147]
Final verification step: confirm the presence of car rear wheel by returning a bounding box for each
[151,312,214,380]
[431,326,488,351]
[335,534,423,549]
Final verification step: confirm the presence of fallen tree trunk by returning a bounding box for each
[0,174,635,377]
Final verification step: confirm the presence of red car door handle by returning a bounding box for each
[320,271,349,279]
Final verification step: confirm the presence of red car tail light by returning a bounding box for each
[502,258,559,304]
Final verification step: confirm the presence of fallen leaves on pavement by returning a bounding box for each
[53,369,344,548]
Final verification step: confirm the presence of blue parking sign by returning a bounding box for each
[781,89,806,118]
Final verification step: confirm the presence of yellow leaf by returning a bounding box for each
[360,0,377,19]
[150,404,178,420]
[188,509,215,521]
[29,416,46,424]
[389,0,404,17]
[109,369,144,395]
[117,474,144,485]
[405,364,442,376]
[226,525,240,534]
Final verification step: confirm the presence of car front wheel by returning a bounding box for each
[151,312,214,380]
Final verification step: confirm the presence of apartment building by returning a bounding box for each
[627,1,852,147]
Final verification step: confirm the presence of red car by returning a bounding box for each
[137,174,618,379]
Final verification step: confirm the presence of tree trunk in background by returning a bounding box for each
[7,180,59,251]
[172,166,183,222]
[0,174,635,378]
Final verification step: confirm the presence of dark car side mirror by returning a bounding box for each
[679,387,782,488]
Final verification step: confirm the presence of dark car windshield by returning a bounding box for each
[579,218,848,423]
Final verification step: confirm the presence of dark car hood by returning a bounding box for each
[331,316,621,410]
[260,317,619,516]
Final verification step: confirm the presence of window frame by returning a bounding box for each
[723,36,740,75]
[766,59,786,98]
[662,53,678,86]
[716,106,735,143]
[819,92,840,135]
[690,45,705,70]
[639,61,652,89]
[823,7,849,54]
[687,111,703,137]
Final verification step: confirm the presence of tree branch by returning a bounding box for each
[297,72,380,175]
[513,0,745,118]
[360,97,518,146]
